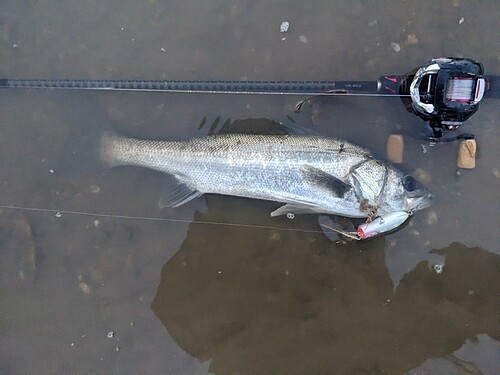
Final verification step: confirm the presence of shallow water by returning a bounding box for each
[1,1,499,374]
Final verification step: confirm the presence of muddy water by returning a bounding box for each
[1,1,498,374]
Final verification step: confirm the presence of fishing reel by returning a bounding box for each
[397,57,486,131]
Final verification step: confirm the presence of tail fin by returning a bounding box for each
[99,131,126,167]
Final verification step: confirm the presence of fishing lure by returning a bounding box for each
[319,211,411,241]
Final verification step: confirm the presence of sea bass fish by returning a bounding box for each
[100,132,432,218]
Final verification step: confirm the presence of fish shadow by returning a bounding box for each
[151,203,499,375]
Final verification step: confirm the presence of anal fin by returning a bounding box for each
[159,175,203,208]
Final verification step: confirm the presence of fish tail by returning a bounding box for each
[99,131,128,167]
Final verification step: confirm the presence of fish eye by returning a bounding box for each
[403,175,419,191]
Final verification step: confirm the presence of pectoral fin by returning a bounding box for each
[301,165,352,198]
[318,215,360,242]
[159,175,203,208]
[318,215,341,242]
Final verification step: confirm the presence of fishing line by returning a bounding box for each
[0,204,325,234]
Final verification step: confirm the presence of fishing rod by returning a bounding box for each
[1,57,498,137]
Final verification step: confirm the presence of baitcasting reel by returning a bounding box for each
[398,57,487,131]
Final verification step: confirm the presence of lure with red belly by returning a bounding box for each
[357,211,411,239]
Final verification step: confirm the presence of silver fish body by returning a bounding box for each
[100,132,432,218]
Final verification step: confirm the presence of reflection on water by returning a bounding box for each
[152,204,499,374]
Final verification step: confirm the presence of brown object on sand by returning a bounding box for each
[457,139,476,169]
[386,134,404,164]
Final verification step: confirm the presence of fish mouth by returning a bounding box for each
[405,191,434,211]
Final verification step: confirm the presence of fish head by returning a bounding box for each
[349,160,433,214]
[400,174,434,211]
[380,167,434,213]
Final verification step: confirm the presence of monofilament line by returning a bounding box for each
[0,204,324,234]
